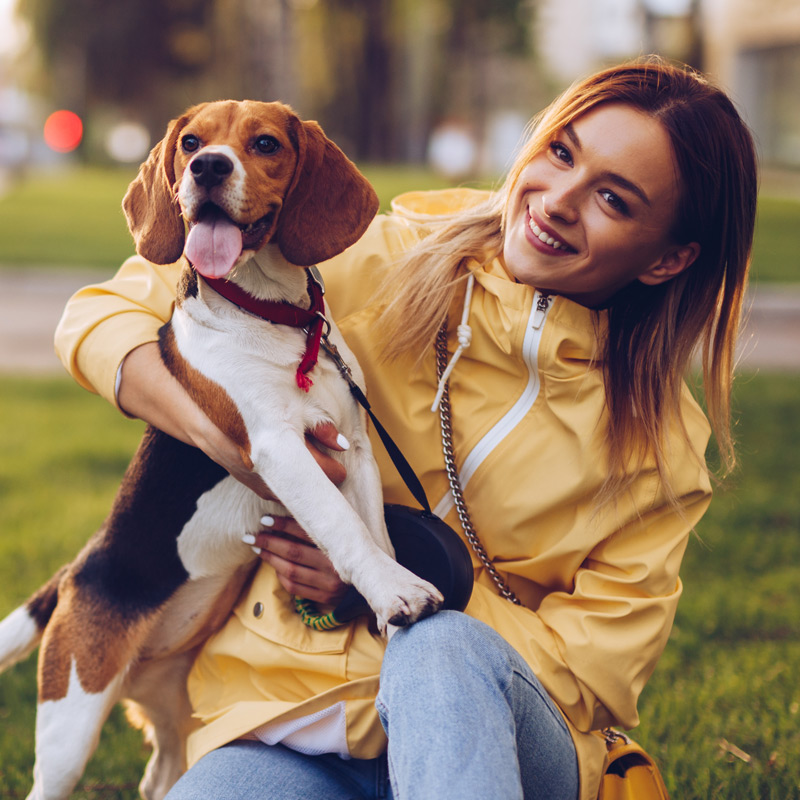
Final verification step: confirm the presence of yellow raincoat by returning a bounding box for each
[55,189,712,800]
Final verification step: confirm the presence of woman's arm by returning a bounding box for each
[468,478,711,734]
[118,341,346,495]
[54,255,180,406]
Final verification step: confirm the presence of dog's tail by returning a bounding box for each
[0,566,65,673]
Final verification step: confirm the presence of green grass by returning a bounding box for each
[1,165,797,282]
[0,164,460,271]
[0,372,798,797]
[360,164,474,210]
[635,373,800,799]
[751,197,800,284]
[0,167,138,268]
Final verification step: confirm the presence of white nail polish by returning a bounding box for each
[251,546,262,555]
[260,515,275,527]
[242,534,256,545]
[336,433,350,450]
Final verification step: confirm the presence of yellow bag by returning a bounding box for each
[599,729,670,800]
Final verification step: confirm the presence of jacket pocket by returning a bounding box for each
[234,565,353,655]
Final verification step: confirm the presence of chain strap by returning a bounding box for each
[437,324,638,753]
[435,324,521,605]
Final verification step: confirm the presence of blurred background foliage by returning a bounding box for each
[10,0,546,167]
[3,1,800,183]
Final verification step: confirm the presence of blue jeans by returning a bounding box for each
[166,611,579,799]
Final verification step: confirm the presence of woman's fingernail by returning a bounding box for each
[336,433,350,450]
[251,546,262,555]
[260,515,275,527]
[242,534,256,545]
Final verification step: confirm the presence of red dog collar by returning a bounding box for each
[202,270,327,391]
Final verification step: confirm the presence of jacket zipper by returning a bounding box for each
[432,291,553,519]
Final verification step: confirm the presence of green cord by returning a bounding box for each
[293,596,345,630]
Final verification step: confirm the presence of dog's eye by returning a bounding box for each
[255,135,281,155]
[182,135,201,153]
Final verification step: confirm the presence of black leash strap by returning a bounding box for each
[320,336,432,514]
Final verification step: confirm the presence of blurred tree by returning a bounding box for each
[237,0,298,106]
[434,0,531,161]
[303,0,395,161]
[307,0,532,162]
[18,0,538,166]
[641,0,704,70]
[19,0,215,140]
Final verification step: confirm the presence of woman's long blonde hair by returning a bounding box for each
[377,57,758,503]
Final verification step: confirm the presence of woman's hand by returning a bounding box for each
[245,516,349,605]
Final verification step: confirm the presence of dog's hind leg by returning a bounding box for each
[28,660,125,800]
[126,651,199,800]
[28,584,152,800]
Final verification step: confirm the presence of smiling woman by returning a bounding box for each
[52,56,757,800]
[380,57,757,507]
[502,103,699,308]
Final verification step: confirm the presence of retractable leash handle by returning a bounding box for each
[294,337,474,630]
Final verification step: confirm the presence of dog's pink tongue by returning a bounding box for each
[185,208,243,279]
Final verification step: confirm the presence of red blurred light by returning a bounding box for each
[44,110,83,153]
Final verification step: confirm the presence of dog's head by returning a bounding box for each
[122,100,379,277]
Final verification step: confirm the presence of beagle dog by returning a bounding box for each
[0,100,442,800]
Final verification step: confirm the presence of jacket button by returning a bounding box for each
[253,602,264,618]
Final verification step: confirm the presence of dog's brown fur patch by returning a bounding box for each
[38,578,152,701]
[159,320,253,470]
[176,267,199,305]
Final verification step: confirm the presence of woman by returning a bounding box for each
[55,58,757,799]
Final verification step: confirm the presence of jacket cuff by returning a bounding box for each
[74,311,162,410]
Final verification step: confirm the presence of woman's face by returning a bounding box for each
[502,103,697,307]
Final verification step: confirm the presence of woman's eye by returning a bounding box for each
[255,135,281,155]
[181,135,200,153]
[549,141,572,165]
[600,190,629,215]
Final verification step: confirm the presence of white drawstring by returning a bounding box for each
[431,272,475,412]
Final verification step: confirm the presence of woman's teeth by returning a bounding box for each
[529,220,563,250]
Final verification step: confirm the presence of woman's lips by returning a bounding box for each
[526,212,574,254]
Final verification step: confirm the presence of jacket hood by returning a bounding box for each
[390,187,605,372]
[390,187,493,217]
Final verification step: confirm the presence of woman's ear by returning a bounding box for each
[638,242,701,286]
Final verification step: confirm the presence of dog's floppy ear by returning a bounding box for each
[275,117,379,266]
[122,108,201,264]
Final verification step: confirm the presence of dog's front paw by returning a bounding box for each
[374,575,443,634]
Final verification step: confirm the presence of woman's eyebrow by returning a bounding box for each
[564,123,652,207]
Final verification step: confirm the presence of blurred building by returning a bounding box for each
[534,0,700,84]
[534,0,800,169]
[703,0,800,168]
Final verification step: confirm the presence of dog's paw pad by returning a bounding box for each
[387,598,437,628]
[387,602,413,628]
[385,584,443,628]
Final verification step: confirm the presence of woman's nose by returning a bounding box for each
[542,182,579,224]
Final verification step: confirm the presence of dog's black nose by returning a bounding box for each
[190,153,234,188]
